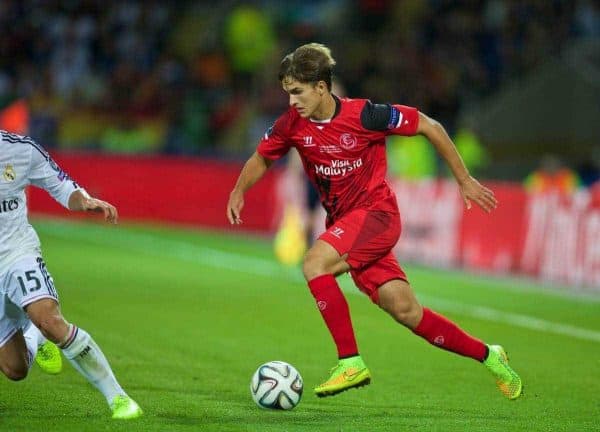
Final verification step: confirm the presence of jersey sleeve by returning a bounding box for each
[360,101,419,136]
[256,112,292,160]
[28,143,81,209]
[387,104,419,136]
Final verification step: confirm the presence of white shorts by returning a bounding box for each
[0,255,59,347]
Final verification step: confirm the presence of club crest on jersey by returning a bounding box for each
[339,133,357,150]
[3,164,16,182]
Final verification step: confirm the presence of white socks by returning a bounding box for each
[60,324,126,404]
[23,324,45,369]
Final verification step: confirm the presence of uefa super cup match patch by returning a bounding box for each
[387,106,404,129]
[264,125,274,139]
[3,164,16,182]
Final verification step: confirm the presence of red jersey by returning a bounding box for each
[257,97,419,224]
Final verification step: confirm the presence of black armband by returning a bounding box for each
[360,101,394,131]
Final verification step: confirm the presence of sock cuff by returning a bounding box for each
[59,324,79,349]
[308,274,336,293]
[60,326,91,359]
[482,345,490,363]
[413,307,434,335]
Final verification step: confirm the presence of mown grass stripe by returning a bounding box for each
[35,219,600,343]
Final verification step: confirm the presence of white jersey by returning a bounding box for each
[0,130,81,268]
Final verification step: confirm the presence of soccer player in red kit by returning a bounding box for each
[226,43,522,400]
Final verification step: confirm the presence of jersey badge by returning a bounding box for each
[339,133,357,150]
[3,164,16,182]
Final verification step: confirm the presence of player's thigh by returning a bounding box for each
[6,255,59,310]
[0,266,31,362]
[350,252,408,304]
[5,255,66,341]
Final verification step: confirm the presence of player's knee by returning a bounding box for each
[1,362,28,381]
[388,300,422,328]
[302,254,325,281]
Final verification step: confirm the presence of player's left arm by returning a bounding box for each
[417,112,497,212]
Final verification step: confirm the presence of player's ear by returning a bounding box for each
[317,81,326,95]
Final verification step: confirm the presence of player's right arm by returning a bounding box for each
[26,139,120,224]
[227,152,274,225]
[228,111,293,225]
[68,189,119,224]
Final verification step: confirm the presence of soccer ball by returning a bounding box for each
[250,361,303,410]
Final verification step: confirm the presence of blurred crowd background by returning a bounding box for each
[1,0,599,184]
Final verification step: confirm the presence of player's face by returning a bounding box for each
[282,78,324,119]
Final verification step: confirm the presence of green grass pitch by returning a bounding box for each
[1,218,598,431]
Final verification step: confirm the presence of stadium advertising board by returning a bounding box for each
[28,154,600,290]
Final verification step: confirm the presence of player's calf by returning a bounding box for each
[0,362,28,381]
[0,350,29,381]
[0,333,32,381]
[26,302,70,344]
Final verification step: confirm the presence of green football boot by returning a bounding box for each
[35,341,63,375]
[314,355,371,397]
[110,395,143,420]
[484,344,523,400]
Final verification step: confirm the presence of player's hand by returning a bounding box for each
[227,190,244,225]
[83,198,119,224]
[459,175,497,213]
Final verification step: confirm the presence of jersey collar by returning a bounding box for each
[309,94,341,124]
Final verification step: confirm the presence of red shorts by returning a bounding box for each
[319,208,408,303]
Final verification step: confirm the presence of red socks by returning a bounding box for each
[308,274,358,358]
[413,308,487,362]
[307,276,486,362]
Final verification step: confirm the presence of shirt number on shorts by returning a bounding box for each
[17,270,42,296]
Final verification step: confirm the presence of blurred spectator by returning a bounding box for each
[224,4,276,91]
[575,0,600,37]
[100,116,165,154]
[0,99,29,136]
[576,147,600,187]
[524,154,582,195]
[0,0,590,167]
[387,134,437,180]
[453,127,490,178]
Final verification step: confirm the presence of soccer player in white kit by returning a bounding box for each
[0,130,142,420]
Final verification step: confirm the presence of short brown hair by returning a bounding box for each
[278,43,336,90]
